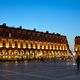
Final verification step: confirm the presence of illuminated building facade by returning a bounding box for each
[75,36,80,56]
[0,23,71,61]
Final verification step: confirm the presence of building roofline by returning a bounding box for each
[0,23,66,37]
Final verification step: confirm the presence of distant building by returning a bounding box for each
[75,36,80,56]
[0,23,72,61]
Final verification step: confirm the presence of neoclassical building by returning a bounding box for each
[0,23,72,61]
[75,36,80,56]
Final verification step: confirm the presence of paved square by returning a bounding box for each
[0,62,80,80]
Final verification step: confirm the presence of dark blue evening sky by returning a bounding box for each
[0,0,80,51]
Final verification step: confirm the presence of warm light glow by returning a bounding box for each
[6,46,9,48]
[37,45,40,49]
[33,45,36,49]
[0,45,2,48]
[18,46,20,48]
[12,46,15,48]
[42,46,44,49]
[38,51,43,57]
[60,46,61,50]
[28,44,31,49]
[6,56,8,58]
[63,46,64,50]
[46,46,48,49]
[53,46,55,50]
[50,46,52,50]
[28,46,31,49]
[75,48,77,51]
[23,46,26,49]
[56,46,58,50]
[65,47,67,50]
[24,56,26,58]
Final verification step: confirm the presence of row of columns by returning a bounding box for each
[0,49,70,60]
[0,39,68,50]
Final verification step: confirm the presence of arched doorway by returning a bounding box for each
[2,50,7,55]
[25,50,29,59]
[20,50,24,60]
[38,50,43,58]
[8,50,13,60]
[43,51,47,58]
[14,50,19,60]
[34,50,38,59]
[2,50,7,60]
[29,50,34,59]
[20,50,24,55]
[8,50,13,55]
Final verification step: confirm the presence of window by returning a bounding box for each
[40,45,42,49]
[31,43,33,48]
[9,33,11,38]
[20,42,23,48]
[35,44,37,49]
[2,32,6,38]
[3,41,6,47]
[51,45,53,49]
[26,42,28,48]
[9,41,12,47]
[44,45,46,49]
[48,45,50,49]
[15,41,17,47]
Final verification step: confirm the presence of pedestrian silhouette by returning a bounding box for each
[76,55,80,70]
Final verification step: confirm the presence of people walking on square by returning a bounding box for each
[76,55,80,70]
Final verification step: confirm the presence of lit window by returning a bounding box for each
[53,46,55,50]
